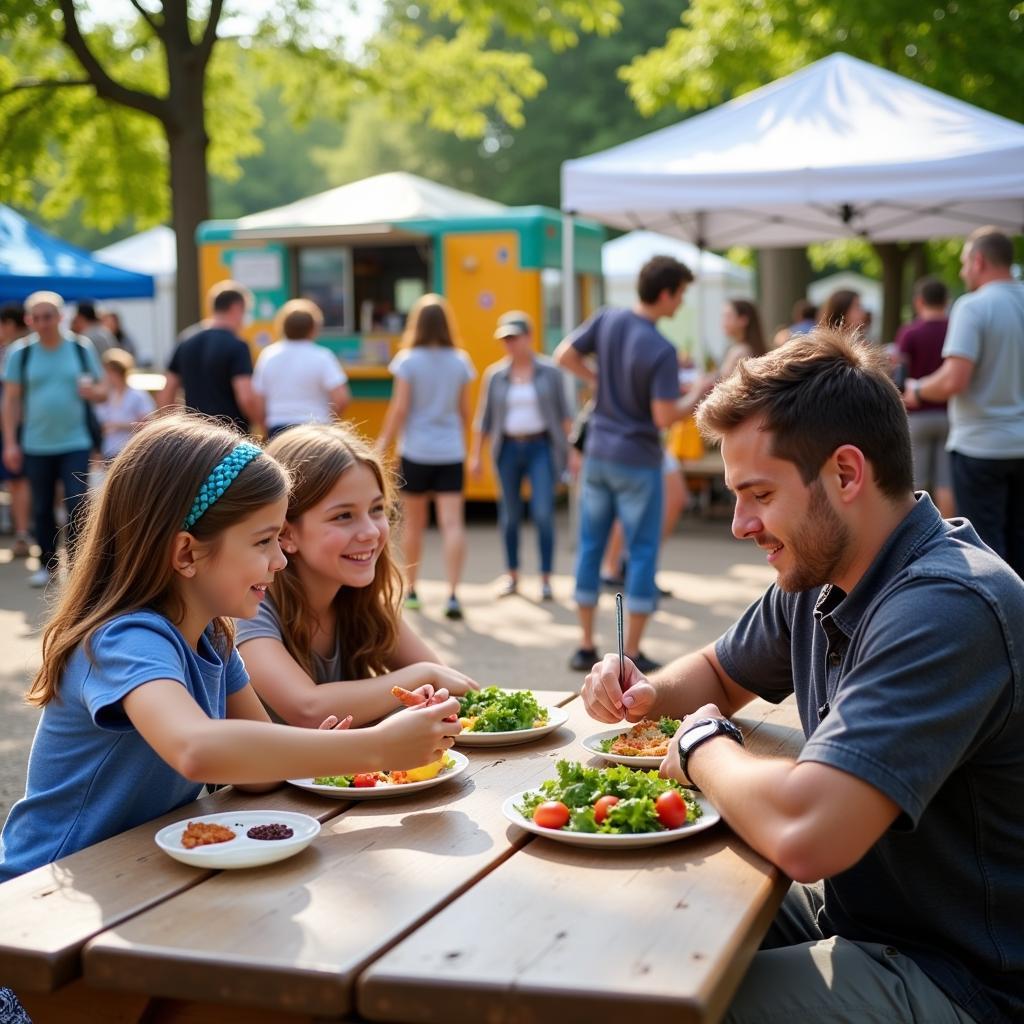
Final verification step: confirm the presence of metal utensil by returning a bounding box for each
[615,591,625,695]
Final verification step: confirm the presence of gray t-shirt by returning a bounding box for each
[234,596,342,685]
[389,347,476,464]
[943,280,1024,459]
[715,495,1024,1023]
[568,307,679,468]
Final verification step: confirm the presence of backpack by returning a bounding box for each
[19,337,104,452]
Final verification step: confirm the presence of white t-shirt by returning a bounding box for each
[252,340,348,429]
[503,380,546,436]
[95,385,155,460]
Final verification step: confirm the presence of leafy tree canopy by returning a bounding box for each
[0,0,622,235]
[622,1,1024,122]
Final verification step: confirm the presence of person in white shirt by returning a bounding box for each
[251,299,351,440]
[95,348,155,461]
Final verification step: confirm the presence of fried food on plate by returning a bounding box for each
[181,821,236,848]
[610,719,674,757]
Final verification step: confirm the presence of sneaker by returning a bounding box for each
[540,581,554,601]
[569,647,598,672]
[11,534,32,559]
[404,590,422,611]
[28,567,52,588]
[496,576,518,598]
[656,580,673,599]
[630,651,662,675]
[444,596,463,620]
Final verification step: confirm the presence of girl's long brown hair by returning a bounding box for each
[729,299,768,357]
[26,415,289,707]
[264,423,404,681]
[401,293,459,348]
[820,289,860,330]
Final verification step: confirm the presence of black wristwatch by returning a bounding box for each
[677,717,744,787]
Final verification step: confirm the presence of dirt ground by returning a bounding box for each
[0,506,772,827]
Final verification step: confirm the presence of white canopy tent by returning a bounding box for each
[94,225,177,367]
[232,172,505,237]
[561,52,1024,335]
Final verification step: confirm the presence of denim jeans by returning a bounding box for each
[495,437,556,574]
[950,451,1024,577]
[574,456,663,614]
[23,448,92,571]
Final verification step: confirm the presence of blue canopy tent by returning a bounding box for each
[0,205,154,302]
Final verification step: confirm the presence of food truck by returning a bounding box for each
[196,172,604,499]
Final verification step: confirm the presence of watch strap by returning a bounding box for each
[677,717,744,787]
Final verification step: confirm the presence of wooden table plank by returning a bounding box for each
[735,696,804,757]
[0,779,349,991]
[357,696,805,1024]
[358,831,787,1024]
[81,692,584,1017]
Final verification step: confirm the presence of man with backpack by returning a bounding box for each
[2,291,105,587]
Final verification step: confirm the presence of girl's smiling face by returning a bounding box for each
[282,462,390,591]
[191,498,289,621]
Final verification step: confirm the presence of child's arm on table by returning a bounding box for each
[239,635,478,729]
[122,679,460,782]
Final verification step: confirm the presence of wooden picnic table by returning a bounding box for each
[2,689,804,1024]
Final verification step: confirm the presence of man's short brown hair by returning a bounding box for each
[276,298,324,340]
[966,226,1014,268]
[697,326,913,500]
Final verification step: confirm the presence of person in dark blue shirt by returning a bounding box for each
[582,327,1024,1024]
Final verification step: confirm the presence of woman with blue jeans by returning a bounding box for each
[470,311,571,601]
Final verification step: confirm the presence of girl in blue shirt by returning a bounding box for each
[0,414,460,881]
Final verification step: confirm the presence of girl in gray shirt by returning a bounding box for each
[235,422,479,727]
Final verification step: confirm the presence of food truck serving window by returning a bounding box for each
[297,247,348,329]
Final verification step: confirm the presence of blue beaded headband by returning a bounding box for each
[182,442,263,532]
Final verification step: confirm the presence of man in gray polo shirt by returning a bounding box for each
[583,328,1023,1023]
[905,226,1024,577]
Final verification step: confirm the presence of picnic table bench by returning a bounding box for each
[1,690,803,1024]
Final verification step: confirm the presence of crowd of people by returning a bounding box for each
[0,223,1023,1023]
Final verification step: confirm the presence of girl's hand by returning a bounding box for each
[410,663,480,697]
[318,714,353,731]
[375,698,462,770]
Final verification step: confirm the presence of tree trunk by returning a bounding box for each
[910,242,929,284]
[757,247,812,340]
[166,123,210,336]
[874,242,909,344]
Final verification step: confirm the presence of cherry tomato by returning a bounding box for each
[655,790,689,829]
[353,773,378,788]
[532,801,571,829]
[593,795,620,824]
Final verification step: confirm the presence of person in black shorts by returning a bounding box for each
[377,295,476,619]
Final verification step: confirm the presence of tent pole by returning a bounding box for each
[695,213,706,370]
[561,209,579,551]
[561,210,577,340]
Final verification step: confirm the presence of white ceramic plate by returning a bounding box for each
[454,705,569,747]
[155,810,321,869]
[501,790,720,848]
[581,728,668,769]
[287,750,469,800]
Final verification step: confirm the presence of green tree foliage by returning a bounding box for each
[622,1,1024,122]
[0,0,620,325]
[312,0,688,209]
[620,1,1024,331]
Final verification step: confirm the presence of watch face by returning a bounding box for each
[680,721,721,751]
